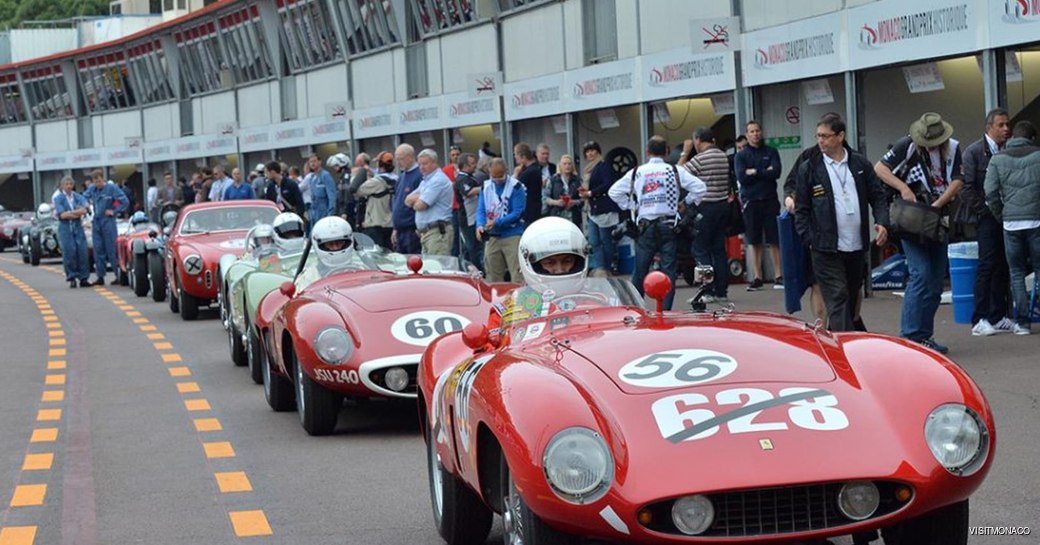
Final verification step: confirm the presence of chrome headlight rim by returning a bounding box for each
[924,403,990,476]
[542,426,614,505]
[183,254,204,275]
[836,480,881,521]
[313,327,354,365]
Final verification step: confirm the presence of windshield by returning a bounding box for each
[494,277,643,329]
[179,207,278,235]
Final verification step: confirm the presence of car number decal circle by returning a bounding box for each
[618,349,738,388]
[391,311,471,347]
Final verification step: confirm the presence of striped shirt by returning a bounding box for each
[684,146,731,203]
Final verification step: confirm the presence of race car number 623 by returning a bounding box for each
[618,350,738,388]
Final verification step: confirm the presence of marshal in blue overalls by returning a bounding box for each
[52,178,91,287]
[83,176,128,285]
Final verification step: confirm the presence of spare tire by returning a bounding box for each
[604,147,638,177]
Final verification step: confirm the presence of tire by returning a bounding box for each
[150,253,167,303]
[21,246,29,264]
[228,322,246,367]
[728,258,744,279]
[293,347,342,436]
[426,419,492,545]
[500,454,576,545]
[246,326,264,385]
[133,254,149,297]
[179,289,199,321]
[882,500,968,545]
[30,237,40,266]
[604,146,638,178]
[263,335,295,411]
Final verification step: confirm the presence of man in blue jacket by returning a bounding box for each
[476,157,526,282]
[735,120,784,291]
[307,154,338,225]
[578,141,622,276]
[83,169,128,285]
[391,144,422,254]
[53,176,92,288]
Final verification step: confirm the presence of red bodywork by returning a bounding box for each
[419,304,995,543]
[164,200,279,303]
[0,212,32,249]
[116,224,155,275]
[256,267,510,400]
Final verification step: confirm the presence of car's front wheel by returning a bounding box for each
[882,499,968,545]
[228,322,246,367]
[151,253,168,303]
[179,289,199,321]
[133,254,149,297]
[117,263,129,286]
[426,419,491,545]
[263,336,295,411]
[500,454,576,545]
[246,326,264,385]
[293,351,341,436]
[29,237,40,266]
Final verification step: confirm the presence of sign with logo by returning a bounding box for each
[742,11,846,87]
[641,47,735,103]
[173,135,203,160]
[766,136,802,150]
[902,62,945,93]
[104,145,143,165]
[353,104,397,140]
[216,122,237,137]
[503,72,566,121]
[310,117,350,143]
[848,0,979,71]
[710,93,735,115]
[270,120,310,150]
[443,91,499,128]
[238,125,272,153]
[143,140,176,163]
[398,95,443,134]
[802,79,835,105]
[690,16,741,52]
[566,57,638,113]
[35,151,71,172]
[124,136,143,149]
[989,0,1040,47]
[467,71,503,98]
[203,135,237,156]
[0,154,32,175]
[325,101,351,120]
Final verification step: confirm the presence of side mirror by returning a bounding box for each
[407,255,424,275]
[461,323,489,350]
[279,281,296,298]
[163,226,171,236]
[643,271,672,316]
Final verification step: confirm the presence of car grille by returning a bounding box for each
[641,481,909,537]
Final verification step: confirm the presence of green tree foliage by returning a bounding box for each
[2,0,112,29]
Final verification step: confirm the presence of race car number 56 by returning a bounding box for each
[618,350,737,388]
[652,387,849,443]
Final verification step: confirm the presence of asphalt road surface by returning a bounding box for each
[0,255,1036,545]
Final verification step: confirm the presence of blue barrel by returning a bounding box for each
[948,242,979,325]
[617,237,635,275]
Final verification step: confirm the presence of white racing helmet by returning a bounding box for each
[311,216,354,269]
[518,217,589,296]
[326,153,350,171]
[272,212,306,253]
[251,224,275,251]
[130,211,149,225]
[36,203,53,220]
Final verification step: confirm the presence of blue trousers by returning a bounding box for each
[633,221,678,310]
[587,220,618,273]
[900,238,948,341]
[59,221,90,281]
[1004,226,1040,327]
[92,219,119,280]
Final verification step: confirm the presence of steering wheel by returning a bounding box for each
[555,292,611,308]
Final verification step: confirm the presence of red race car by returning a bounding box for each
[164,200,279,320]
[116,212,158,291]
[418,273,995,545]
[1,210,32,252]
[255,241,507,436]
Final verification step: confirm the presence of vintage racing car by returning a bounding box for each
[0,210,32,252]
[255,232,505,436]
[116,212,158,289]
[418,272,995,545]
[163,200,279,320]
[21,203,63,266]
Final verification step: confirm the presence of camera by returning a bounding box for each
[673,209,703,238]
[693,264,715,286]
[611,219,640,241]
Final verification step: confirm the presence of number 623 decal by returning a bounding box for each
[651,387,849,443]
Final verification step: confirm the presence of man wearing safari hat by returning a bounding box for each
[875,112,965,354]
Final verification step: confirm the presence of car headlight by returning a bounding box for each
[672,495,714,535]
[384,367,409,392]
[543,427,613,504]
[3,227,12,236]
[183,254,203,275]
[837,481,880,520]
[314,327,354,365]
[925,404,989,476]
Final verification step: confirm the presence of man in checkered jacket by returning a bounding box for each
[609,136,706,310]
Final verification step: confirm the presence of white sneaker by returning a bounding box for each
[1012,323,1032,336]
[972,319,997,337]
[994,317,1016,332]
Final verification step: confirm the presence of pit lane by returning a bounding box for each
[0,256,1035,544]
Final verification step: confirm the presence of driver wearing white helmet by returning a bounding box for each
[308,216,365,276]
[488,217,599,337]
[271,212,306,253]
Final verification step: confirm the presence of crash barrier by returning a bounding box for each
[872,253,908,290]
[948,242,979,325]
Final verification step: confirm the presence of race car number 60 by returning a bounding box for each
[391,311,471,347]
[618,350,738,388]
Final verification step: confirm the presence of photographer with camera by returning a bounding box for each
[609,136,706,310]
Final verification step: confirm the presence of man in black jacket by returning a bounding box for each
[264,162,305,217]
[962,108,1012,336]
[795,117,889,331]
[514,142,543,227]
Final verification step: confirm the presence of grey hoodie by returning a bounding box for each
[984,137,1040,223]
